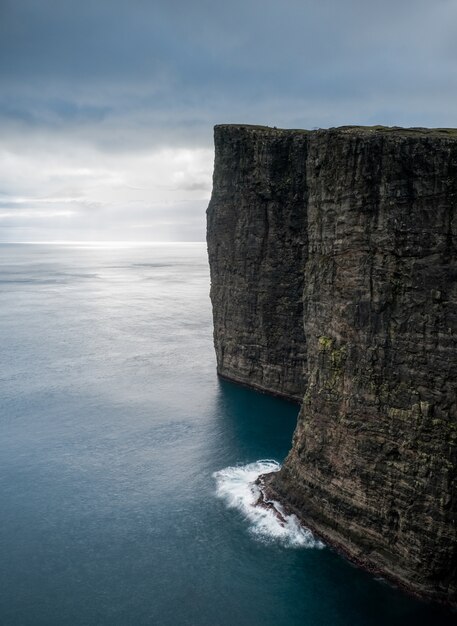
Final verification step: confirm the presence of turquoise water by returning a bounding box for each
[0,242,453,626]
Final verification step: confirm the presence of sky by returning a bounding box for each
[1,0,456,242]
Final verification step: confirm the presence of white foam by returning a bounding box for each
[213,460,324,549]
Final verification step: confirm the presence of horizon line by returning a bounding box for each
[1,240,206,246]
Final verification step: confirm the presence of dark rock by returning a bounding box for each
[207,124,457,607]
[207,125,309,402]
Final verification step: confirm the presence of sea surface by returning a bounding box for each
[0,242,454,626]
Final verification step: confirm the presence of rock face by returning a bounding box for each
[207,125,309,401]
[207,124,457,606]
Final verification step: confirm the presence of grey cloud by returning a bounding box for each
[2,0,457,138]
[0,0,456,241]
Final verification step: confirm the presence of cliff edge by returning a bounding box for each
[207,124,457,606]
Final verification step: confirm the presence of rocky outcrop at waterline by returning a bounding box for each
[207,124,457,607]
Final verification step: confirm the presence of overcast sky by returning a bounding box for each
[1,0,456,242]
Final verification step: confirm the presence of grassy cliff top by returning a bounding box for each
[215,123,457,138]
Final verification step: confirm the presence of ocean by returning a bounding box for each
[0,242,453,625]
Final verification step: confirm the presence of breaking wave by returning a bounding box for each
[213,460,324,549]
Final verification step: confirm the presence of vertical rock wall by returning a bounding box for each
[207,124,457,606]
[207,125,309,402]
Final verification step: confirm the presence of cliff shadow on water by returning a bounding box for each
[213,378,300,462]
[207,124,457,609]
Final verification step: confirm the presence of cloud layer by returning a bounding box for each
[1,0,456,241]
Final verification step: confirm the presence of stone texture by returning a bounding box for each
[207,125,309,401]
[207,124,457,607]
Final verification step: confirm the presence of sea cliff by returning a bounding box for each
[207,124,457,606]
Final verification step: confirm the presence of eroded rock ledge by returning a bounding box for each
[207,124,457,606]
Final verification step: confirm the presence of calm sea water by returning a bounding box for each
[0,242,453,626]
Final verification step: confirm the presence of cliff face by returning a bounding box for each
[207,124,457,606]
[207,126,309,401]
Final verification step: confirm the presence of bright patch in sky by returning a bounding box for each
[0,145,213,242]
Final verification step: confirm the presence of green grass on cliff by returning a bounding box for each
[216,123,457,137]
[336,125,457,137]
